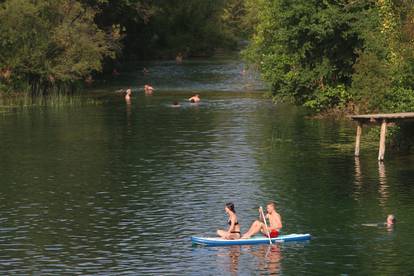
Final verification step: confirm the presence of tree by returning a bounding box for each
[244,0,363,106]
[351,0,414,113]
[80,0,234,60]
[221,0,248,42]
[244,0,414,113]
[0,0,119,95]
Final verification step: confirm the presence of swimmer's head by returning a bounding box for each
[387,214,396,225]
[190,99,195,103]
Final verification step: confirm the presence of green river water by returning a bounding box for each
[0,58,413,275]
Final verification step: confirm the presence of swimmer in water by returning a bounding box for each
[85,75,94,86]
[176,52,183,64]
[386,214,396,226]
[188,94,200,103]
[144,84,154,94]
[125,87,132,101]
[362,214,396,227]
[172,101,180,107]
[112,68,120,76]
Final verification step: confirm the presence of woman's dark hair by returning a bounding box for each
[226,202,236,213]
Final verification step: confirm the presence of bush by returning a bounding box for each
[0,0,119,95]
[382,87,414,112]
[303,85,352,112]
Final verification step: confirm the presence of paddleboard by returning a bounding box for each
[191,233,311,246]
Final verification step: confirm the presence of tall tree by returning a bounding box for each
[0,0,119,95]
[244,0,362,104]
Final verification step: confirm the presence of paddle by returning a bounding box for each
[260,206,272,245]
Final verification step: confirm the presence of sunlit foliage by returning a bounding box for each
[0,0,119,95]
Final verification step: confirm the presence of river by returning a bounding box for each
[0,57,413,275]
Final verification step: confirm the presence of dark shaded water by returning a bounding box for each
[0,59,414,275]
[99,56,264,93]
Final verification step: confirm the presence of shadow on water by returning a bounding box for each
[94,57,266,93]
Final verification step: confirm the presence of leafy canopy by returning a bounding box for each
[0,0,119,93]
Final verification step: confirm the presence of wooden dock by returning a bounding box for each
[350,112,414,161]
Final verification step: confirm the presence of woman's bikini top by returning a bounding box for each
[228,219,239,226]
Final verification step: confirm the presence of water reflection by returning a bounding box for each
[353,157,390,206]
[217,246,241,275]
[378,161,389,207]
[354,157,363,190]
[215,244,282,275]
[248,244,282,275]
[126,98,132,114]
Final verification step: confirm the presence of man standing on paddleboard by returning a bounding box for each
[241,202,282,239]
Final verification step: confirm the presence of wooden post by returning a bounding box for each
[355,121,363,156]
[378,119,387,161]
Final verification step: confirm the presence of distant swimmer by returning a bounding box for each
[176,52,183,64]
[172,101,181,107]
[386,214,396,226]
[125,87,132,102]
[85,75,94,86]
[144,84,154,94]
[142,67,149,75]
[112,68,120,76]
[188,94,200,103]
[217,202,241,240]
[362,214,396,227]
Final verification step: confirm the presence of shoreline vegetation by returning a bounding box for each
[245,0,414,150]
[1,0,413,114]
[0,0,247,97]
[1,0,414,149]
[245,0,414,115]
[0,93,103,110]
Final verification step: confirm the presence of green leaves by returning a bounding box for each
[244,0,359,102]
[0,0,119,94]
[244,0,414,114]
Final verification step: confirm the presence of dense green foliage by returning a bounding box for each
[0,0,246,95]
[3,0,414,120]
[0,0,119,95]
[244,0,414,114]
[83,0,253,60]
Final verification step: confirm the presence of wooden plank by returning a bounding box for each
[350,112,414,120]
[355,122,362,156]
[378,119,387,161]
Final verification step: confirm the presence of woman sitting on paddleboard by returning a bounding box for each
[217,202,241,240]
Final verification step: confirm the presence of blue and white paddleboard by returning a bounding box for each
[191,233,311,246]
